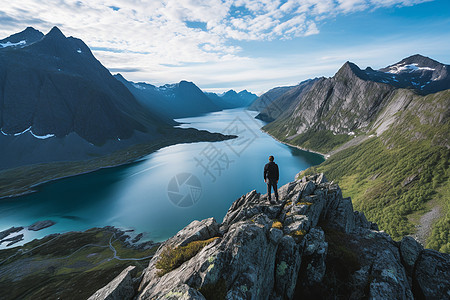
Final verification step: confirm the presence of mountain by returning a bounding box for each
[0,26,44,48]
[115,74,221,119]
[0,27,231,171]
[89,174,450,299]
[248,85,294,112]
[375,54,449,94]
[254,79,318,122]
[205,89,257,109]
[261,55,449,252]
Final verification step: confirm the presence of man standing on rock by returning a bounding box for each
[264,155,279,204]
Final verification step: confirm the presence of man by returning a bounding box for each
[264,155,279,203]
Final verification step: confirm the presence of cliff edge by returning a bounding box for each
[90,174,449,299]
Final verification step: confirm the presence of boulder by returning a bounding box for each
[413,249,450,299]
[368,250,413,299]
[399,236,423,274]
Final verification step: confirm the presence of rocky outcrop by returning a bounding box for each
[413,249,450,299]
[92,174,450,299]
[28,220,56,231]
[88,266,137,300]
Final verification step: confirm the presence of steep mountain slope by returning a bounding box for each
[115,74,221,119]
[255,79,318,122]
[262,56,449,252]
[205,89,258,109]
[248,85,294,112]
[303,89,449,252]
[0,27,169,169]
[0,27,44,48]
[90,174,450,299]
[264,62,397,153]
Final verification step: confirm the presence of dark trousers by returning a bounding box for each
[267,180,278,201]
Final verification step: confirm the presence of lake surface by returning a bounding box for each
[0,109,324,248]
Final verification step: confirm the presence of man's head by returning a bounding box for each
[269,155,274,162]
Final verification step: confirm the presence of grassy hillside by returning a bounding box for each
[299,90,450,253]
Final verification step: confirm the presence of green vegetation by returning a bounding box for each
[155,237,220,276]
[263,120,353,154]
[294,225,361,298]
[289,130,352,154]
[295,90,450,252]
[0,228,158,300]
[301,120,449,252]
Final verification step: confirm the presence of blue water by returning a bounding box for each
[0,109,324,248]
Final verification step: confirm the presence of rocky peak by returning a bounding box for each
[0,26,44,47]
[381,54,444,72]
[44,26,66,41]
[90,173,449,299]
[334,61,369,82]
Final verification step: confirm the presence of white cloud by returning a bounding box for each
[0,0,439,93]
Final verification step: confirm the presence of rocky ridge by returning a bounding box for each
[91,174,450,299]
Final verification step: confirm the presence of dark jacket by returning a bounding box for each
[264,161,279,181]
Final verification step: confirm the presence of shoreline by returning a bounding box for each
[260,128,329,159]
[0,129,236,199]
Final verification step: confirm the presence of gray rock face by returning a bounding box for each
[399,236,423,274]
[88,266,136,300]
[414,249,450,299]
[28,220,56,231]
[0,226,23,240]
[368,250,413,299]
[94,174,449,300]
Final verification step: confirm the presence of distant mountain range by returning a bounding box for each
[255,54,449,252]
[0,27,231,170]
[116,74,258,120]
[256,54,449,143]
[115,75,222,120]
[205,89,258,109]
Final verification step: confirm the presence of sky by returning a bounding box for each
[1,0,449,94]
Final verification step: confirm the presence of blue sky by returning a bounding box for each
[1,0,449,94]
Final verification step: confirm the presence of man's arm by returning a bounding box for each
[275,164,279,181]
[263,164,268,181]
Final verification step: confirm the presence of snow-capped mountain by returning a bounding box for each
[0,27,169,169]
[363,54,449,94]
[0,27,44,48]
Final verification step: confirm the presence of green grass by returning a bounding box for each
[289,130,353,154]
[301,124,449,252]
[0,228,158,300]
[155,237,220,276]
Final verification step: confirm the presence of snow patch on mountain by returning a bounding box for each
[0,40,26,48]
[30,131,55,139]
[1,127,55,139]
[386,63,435,74]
